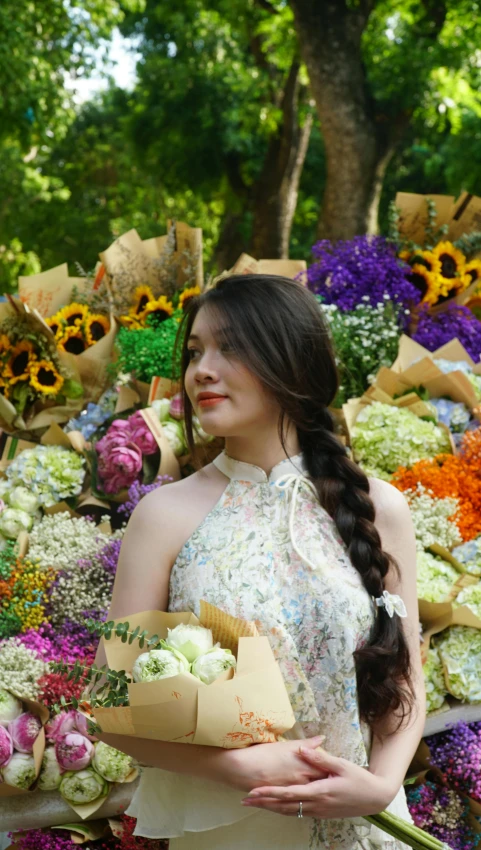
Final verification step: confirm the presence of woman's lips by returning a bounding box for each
[198,396,228,408]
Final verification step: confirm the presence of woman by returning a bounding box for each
[97,275,425,850]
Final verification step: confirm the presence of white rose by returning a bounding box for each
[8,486,40,515]
[0,508,33,539]
[132,647,190,683]
[161,422,186,457]
[165,624,213,663]
[151,398,172,422]
[191,648,237,684]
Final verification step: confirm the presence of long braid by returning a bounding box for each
[298,408,412,727]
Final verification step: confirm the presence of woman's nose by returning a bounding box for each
[194,353,219,383]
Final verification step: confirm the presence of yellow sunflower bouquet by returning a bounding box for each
[119,283,201,330]
[46,303,110,355]
[0,299,83,433]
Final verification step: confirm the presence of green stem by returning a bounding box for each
[365,812,446,850]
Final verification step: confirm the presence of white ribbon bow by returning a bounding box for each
[274,473,321,571]
[375,590,407,619]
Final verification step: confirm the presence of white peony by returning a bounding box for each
[132,647,190,683]
[161,421,186,457]
[191,648,237,684]
[165,624,213,663]
[8,486,39,515]
[93,741,134,782]
[38,746,62,791]
[1,752,36,789]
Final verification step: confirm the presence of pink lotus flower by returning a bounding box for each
[46,709,93,743]
[8,713,42,753]
[0,725,13,767]
[130,423,157,455]
[55,732,94,771]
[96,431,128,456]
[108,444,143,477]
[169,393,184,420]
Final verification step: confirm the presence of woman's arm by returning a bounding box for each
[241,481,425,817]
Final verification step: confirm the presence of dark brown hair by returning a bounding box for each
[179,274,413,728]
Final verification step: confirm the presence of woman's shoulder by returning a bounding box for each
[368,478,411,529]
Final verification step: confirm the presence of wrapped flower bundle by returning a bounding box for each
[0,691,49,794]
[52,601,295,748]
[423,648,448,714]
[406,779,481,850]
[46,303,110,355]
[435,626,481,702]
[0,301,83,430]
[416,551,459,603]
[351,402,451,480]
[6,444,85,508]
[94,410,159,495]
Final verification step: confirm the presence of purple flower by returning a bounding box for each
[413,305,481,362]
[8,828,80,850]
[8,713,42,753]
[305,235,419,316]
[55,731,94,771]
[118,475,172,520]
[426,721,481,801]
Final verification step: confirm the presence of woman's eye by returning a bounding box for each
[187,348,200,361]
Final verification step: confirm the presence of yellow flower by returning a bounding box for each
[45,313,62,337]
[85,314,110,347]
[57,326,87,355]
[431,241,466,280]
[140,295,174,325]
[57,303,89,327]
[0,334,11,354]
[29,360,64,395]
[398,249,413,264]
[119,314,142,330]
[418,250,442,275]
[130,285,154,317]
[4,341,36,385]
[464,259,481,286]
[408,265,438,304]
[178,285,201,313]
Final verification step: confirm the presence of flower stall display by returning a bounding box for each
[350,402,451,480]
[0,300,83,433]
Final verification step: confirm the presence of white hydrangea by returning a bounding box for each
[453,584,481,620]
[436,626,481,702]
[423,647,448,714]
[416,551,459,603]
[404,485,462,551]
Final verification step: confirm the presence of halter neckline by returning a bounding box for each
[213,451,307,484]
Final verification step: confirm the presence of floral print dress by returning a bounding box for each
[128,452,412,850]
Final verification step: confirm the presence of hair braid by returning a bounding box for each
[298,408,413,727]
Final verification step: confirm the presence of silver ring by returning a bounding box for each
[297,801,303,818]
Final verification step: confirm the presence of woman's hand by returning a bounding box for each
[241,747,398,817]
[223,736,328,793]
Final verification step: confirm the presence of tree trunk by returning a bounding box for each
[289,0,395,240]
[251,61,313,258]
[213,210,249,272]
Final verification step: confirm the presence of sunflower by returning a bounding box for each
[45,313,62,337]
[431,241,466,280]
[178,285,201,313]
[0,377,10,399]
[57,326,88,355]
[85,314,110,347]
[398,249,413,264]
[119,314,142,330]
[4,341,37,385]
[417,250,442,275]
[140,295,174,326]
[464,259,481,286]
[408,265,438,303]
[58,303,89,327]
[130,285,154,317]
[29,360,64,395]
[0,334,11,354]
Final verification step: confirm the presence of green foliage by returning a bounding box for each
[114,318,182,383]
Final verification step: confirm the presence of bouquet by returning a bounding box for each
[52,601,296,748]
[0,688,48,796]
[46,303,110,354]
[0,300,83,432]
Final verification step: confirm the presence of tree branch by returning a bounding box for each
[254,0,279,14]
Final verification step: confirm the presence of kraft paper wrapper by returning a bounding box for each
[99,222,203,299]
[420,597,481,661]
[93,602,296,747]
[395,192,455,245]
[63,787,111,821]
[148,375,178,404]
[0,697,49,797]
[215,253,306,284]
[76,317,118,403]
[138,407,181,482]
[52,820,111,844]
[0,434,37,472]
[18,264,89,318]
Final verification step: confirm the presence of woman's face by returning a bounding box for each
[184,307,279,438]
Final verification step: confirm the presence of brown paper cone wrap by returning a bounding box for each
[75,317,118,403]
[420,597,481,661]
[93,601,296,747]
[0,696,49,797]
[210,253,306,289]
[395,190,481,246]
[18,265,90,318]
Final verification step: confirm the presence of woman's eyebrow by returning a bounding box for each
[187,334,200,342]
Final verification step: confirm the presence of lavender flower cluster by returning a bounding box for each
[413,306,481,362]
[426,721,481,802]
[306,235,419,317]
[406,781,479,850]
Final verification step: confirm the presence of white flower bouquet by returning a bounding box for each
[57,601,295,748]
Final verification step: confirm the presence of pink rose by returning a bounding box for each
[109,419,133,436]
[130,426,157,455]
[109,444,143,476]
[55,732,94,771]
[102,473,136,494]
